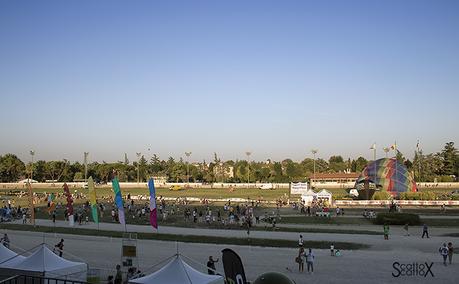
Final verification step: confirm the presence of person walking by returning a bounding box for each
[439,243,449,266]
[422,224,429,238]
[383,224,390,240]
[404,223,410,236]
[54,239,64,257]
[114,264,122,284]
[330,243,335,256]
[306,248,314,273]
[447,242,454,264]
[297,247,305,272]
[207,256,219,275]
[298,235,304,247]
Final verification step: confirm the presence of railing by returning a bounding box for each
[0,275,87,284]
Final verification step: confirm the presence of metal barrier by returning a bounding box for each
[0,275,87,284]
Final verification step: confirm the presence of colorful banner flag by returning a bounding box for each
[88,176,99,223]
[47,193,56,213]
[27,182,35,225]
[63,183,74,226]
[148,178,158,229]
[112,177,125,225]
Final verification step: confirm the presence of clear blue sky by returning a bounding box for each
[1,0,458,164]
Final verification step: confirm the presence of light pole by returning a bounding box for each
[383,147,390,158]
[136,152,141,184]
[370,143,376,161]
[311,149,318,188]
[185,152,192,185]
[29,150,35,181]
[245,152,252,186]
[84,152,89,183]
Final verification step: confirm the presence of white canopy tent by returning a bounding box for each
[0,245,25,266]
[300,189,317,205]
[129,255,224,284]
[301,189,333,206]
[0,244,87,282]
[316,189,333,204]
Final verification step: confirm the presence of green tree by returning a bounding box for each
[351,157,368,173]
[33,160,47,182]
[0,154,25,182]
[441,142,458,176]
[329,156,346,172]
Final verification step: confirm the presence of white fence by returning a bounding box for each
[335,200,459,206]
[0,182,290,189]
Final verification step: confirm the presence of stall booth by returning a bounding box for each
[0,244,87,282]
[129,254,224,284]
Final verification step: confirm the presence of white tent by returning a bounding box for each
[301,189,317,205]
[316,189,333,204]
[0,244,87,282]
[129,255,224,284]
[0,245,25,266]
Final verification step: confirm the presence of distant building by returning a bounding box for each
[309,172,359,189]
[152,176,168,185]
[213,164,234,179]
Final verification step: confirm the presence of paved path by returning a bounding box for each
[3,220,459,284]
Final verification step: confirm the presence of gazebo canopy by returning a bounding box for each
[129,255,224,284]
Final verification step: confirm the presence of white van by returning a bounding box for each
[259,184,274,190]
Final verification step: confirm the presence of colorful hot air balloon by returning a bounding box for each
[355,158,417,198]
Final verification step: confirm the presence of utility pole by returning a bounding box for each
[136,152,141,184]
[185,152,192,185]
[29,150,35,181]
[311,149,318,188]
[84,152,89,184]
[245,152,252,187]
[383,147,390,158]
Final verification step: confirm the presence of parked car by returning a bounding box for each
[169,185,183,191]
[259,184,274,190]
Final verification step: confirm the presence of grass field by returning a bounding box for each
[0,224,369,250]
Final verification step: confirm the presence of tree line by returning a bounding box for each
[0,142,457,183]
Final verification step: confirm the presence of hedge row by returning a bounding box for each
[374,213,421,226]
[399,192,437,200]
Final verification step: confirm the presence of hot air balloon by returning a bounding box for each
[355,158,417,199]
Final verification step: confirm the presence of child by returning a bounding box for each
[404,223,409,236]
[330,244,335,256]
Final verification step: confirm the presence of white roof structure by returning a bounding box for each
[18,179,38,184]
[0,244,87,281]
[130,255,224,284]
[316,189,332,198]
[0,245,25,266]
[302,189,317,196]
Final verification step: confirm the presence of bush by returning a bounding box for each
[399,192,436,200]
[374,213,421,226]
[437,175,455,182]
[372,191,392,200]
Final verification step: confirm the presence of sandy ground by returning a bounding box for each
[2,220,459,284]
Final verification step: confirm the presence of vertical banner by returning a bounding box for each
[222,248,247,284]
[148,178,158,229]
[47,193,56,213]
[63,183,74,227]
[27,182,35,225]
[112,177,125,225]
[88,176,99,223]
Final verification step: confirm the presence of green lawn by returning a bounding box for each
[0,224,369,250]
